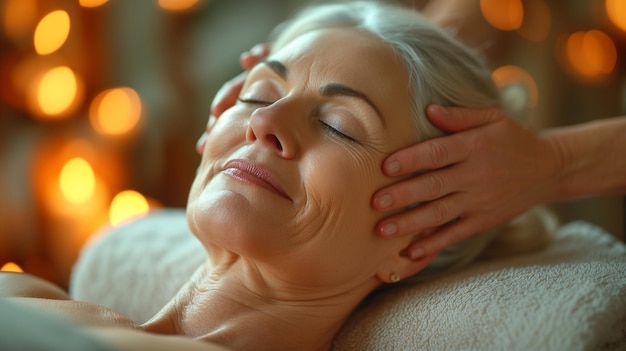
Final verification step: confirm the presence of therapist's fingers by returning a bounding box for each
[425,105,505,133]
[372,165,470,211]
[210,71,248,118]
[210,44,270,119]
[240,43,271,69]
[375,192,465,239]
[382,134,469,177]
[195,117,216,154]
[382,105,504,177]
[405,216,487,260]
[196,132,208,155]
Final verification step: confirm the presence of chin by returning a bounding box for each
[186,188,285,255]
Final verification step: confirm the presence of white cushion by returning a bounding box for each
[70,209,626,351]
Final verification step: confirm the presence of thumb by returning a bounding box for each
[426,105,503,133]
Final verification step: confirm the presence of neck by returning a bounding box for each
[143,256,376,351]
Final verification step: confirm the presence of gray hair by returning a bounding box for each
[269,1,550,281]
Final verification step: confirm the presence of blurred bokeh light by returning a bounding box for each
[159,0,202,12]
[606,0,626,32]
[34,10,70,55]
[59,157,96,204]
[0,262,24,273]
[89,88,142,136]
[79,0,109,8]
[563,30,617,79]
[109,190,150,226]
[480,0,524,31]
[29,65,83,119]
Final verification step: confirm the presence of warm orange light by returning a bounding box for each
[517,0,551,42]
[2,0,37,43]
[59,157,96,204]
[79,0,109,8]
[606,0,626,32]
[158,0,201,12]
[89,87,142,136]
[583,30,617,75]
[480,0,524,31]
[492,65,539,109]
[565,30,617,78]
[34,66,79,117]
[109,190,150,226]
[34,10,70,55]
[1,262,23,273]
[566,32,593,77]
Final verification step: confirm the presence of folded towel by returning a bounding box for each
[70,210,626,351]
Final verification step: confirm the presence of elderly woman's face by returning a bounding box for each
[188,28,416,286]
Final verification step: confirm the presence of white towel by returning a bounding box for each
[70,210,626,351]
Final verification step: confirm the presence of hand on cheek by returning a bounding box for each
[372,105,556,260]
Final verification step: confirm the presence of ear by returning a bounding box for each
[375,240,438,284]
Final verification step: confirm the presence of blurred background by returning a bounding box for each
[0,0,624,289]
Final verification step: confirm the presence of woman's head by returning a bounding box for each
[188,1,502,292]
[271,0,502,141]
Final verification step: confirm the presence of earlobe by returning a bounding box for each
[389,272,401,283]
[376,250,437,284]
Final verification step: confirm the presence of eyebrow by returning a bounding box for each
[319,83,384,125]
[263,60,288,80]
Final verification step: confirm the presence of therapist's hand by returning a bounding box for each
[373,105,562,259]
[196,44,271,154]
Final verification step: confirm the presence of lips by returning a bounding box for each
[223,159,290,200]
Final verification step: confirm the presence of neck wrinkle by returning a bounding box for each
[150,257,374,351]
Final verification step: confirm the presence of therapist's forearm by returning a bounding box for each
[544,116,626,201]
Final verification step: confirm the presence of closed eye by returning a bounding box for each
[320,121,356,142]
[238,97,273,106]
[239,97,357,142]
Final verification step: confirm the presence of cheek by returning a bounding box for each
[308,147,380,203]
[202,112,248,159]
[189,110,248,207]
[283,149,389,286]
[298,147,383,236]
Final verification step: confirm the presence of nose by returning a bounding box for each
[245,101,299,158]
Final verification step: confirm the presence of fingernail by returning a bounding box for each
[380,223,398,237]
[410,247,424,260]
[384,160,400,175]
[250,44,265,56]
[375,194,393,209]
[196,133,207,154]
[438,106,449,115]
[208,115,217,128]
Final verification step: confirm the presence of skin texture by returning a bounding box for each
[204,44,626,262]
[373,106,564,257]
[373,107,626,258]
[188,27,429,291]
[2,27,437,351]
[152,28,437,351]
